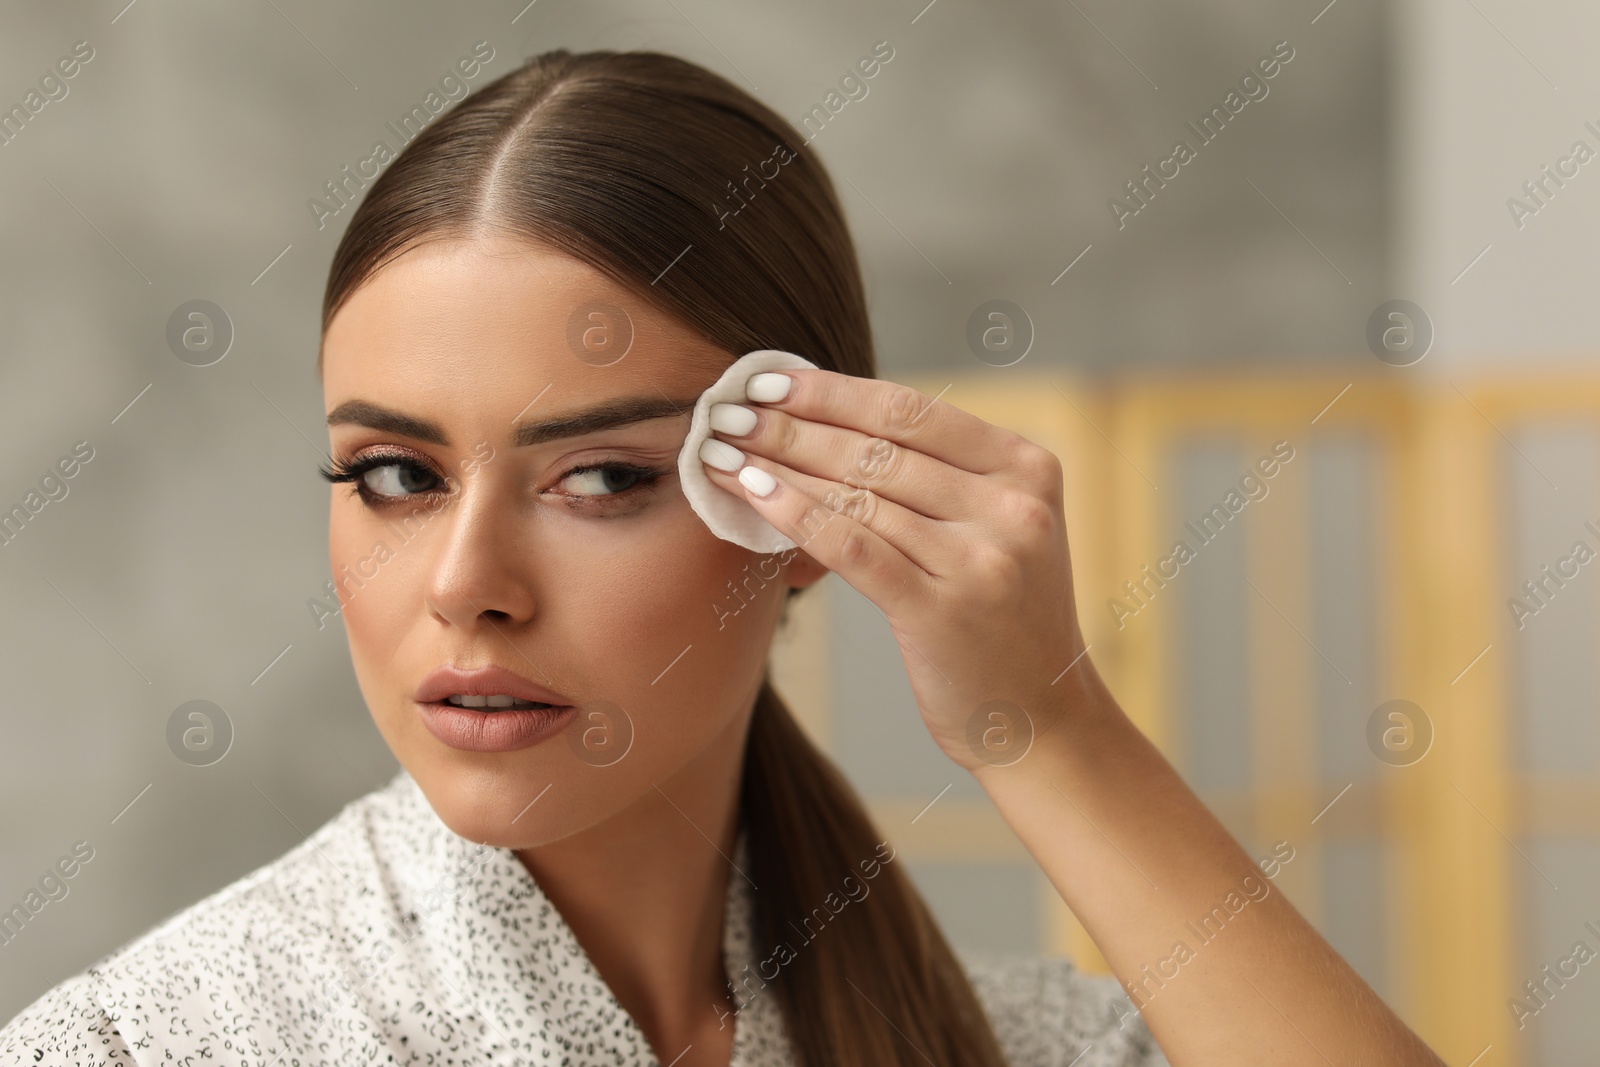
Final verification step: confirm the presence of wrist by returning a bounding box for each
[967,654,1127,794]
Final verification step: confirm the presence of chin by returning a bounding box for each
[403,747,642,851]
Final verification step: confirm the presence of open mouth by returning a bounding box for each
[430,696,567,712]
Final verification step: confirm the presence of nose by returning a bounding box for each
[422,476,540,631]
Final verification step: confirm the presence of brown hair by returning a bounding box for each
[318,48,1012,1067]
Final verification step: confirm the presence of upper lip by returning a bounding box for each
[414,664,574,706]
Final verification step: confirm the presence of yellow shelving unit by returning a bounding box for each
[767,368,1600,1066]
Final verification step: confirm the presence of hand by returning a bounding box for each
[699,367,1092,775]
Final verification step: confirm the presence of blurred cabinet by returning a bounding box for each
[771,369,1600,1066]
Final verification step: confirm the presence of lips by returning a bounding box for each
[416,702,578,753]
[414,663,574,707]
[413,664,580,753]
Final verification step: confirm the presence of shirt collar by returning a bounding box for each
[386,769,789,1064]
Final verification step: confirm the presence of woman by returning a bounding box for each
[0,48,1443,1066]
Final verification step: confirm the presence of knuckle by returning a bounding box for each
[883,384,935,435]
[968,543,1026,601]
[769,411,800,454]
[837,522,875,570]
[1011,436,1060,481]
[854,436,896,484]
[796,499,837,544]
[997,489,1056,543]
[1034,446,1065,489]
[842,486,879,526]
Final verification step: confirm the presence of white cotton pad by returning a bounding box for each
[677,349,820,554]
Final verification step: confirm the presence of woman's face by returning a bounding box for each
[320,234,823,848]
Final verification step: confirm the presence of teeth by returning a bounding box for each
[445,694,550,709]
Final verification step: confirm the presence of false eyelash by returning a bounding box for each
[318,450,424,489]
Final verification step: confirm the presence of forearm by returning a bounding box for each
[972,661,1445,1066]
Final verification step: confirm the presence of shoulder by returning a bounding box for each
[960,952,1169,1067]
[0,971,138,1065]
[0,772,426,1064]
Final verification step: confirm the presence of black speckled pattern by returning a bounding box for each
[0,770,1168,1065]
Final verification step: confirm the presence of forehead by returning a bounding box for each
[320,235,732,399]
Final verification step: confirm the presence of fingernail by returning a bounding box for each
[700,438,744,472]
[738,465,778,497]
[709,402,759,436]
[746,373,792,403]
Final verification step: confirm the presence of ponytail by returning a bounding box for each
[739,675,1013,1067]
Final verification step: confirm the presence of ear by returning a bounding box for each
[782,546,830,592]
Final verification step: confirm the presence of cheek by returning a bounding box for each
[328,497,416,696]
[567,495,779,647]
[546,498,782,751]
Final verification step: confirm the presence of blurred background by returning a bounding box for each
[0,0,1594,1061]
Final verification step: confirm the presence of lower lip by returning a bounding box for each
[416,701,578,753]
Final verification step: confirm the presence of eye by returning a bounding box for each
[319,450,443,505]
[553,461,666,501]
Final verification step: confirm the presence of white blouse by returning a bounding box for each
[0,770,1169,1066]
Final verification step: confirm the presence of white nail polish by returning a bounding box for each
[738,465,777,497]
[746,373,792,403]
[709,402,758,436]
[700,438,744,472]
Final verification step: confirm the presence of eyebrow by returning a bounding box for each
[325,394,699,448]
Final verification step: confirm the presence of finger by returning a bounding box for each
[711,402,977,523]
[701,441,945,573]
[743,367,1028,479]
[704,449,929,617]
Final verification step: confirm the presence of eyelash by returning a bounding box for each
[317,449,668,512]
